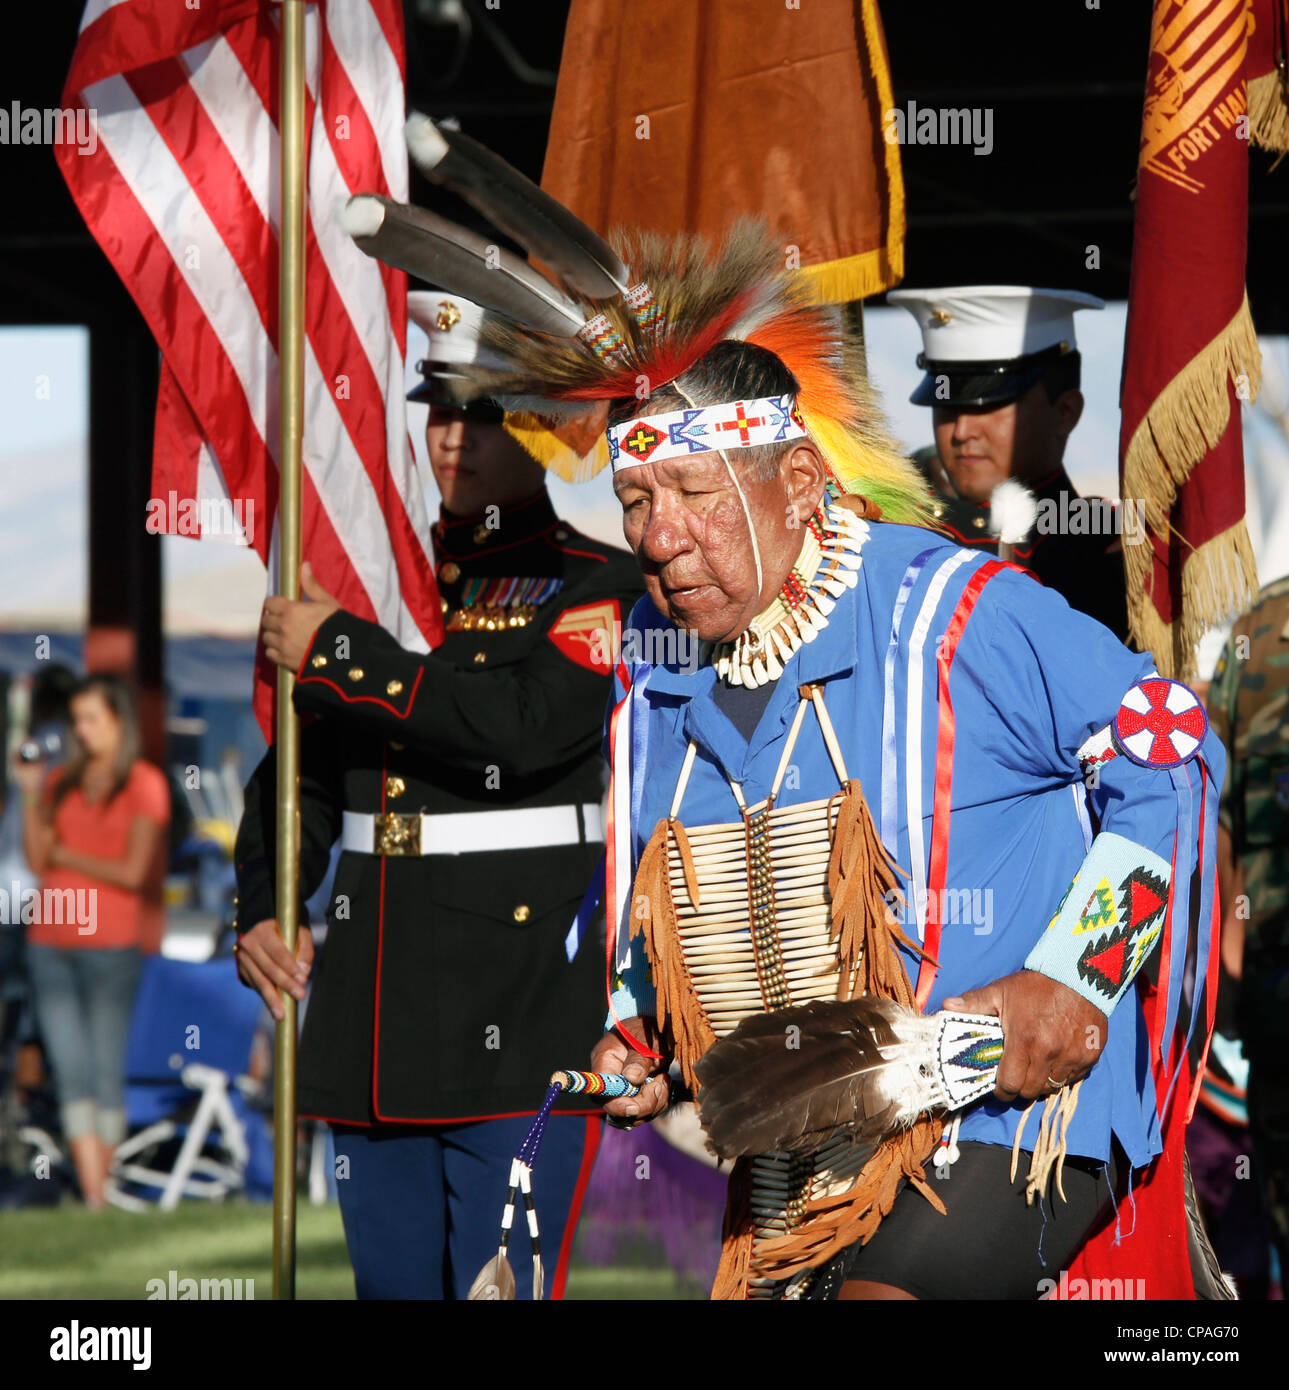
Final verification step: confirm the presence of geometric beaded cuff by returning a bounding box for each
[1024,830,1171,1017]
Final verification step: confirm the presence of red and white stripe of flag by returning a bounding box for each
[55,0,443,729]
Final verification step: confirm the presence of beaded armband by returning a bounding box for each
[1024,831,1171,1016]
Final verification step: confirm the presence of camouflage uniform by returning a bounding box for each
[1207,575,1289,1272]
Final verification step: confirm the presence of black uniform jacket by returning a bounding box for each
[235,490,644,1124]
[912,449,1130,641]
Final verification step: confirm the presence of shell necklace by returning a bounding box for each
[708,500,869,688]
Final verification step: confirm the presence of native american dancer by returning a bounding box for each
[342,118,1228,1301]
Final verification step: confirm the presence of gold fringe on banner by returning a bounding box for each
[1248,70,1289,154]
[1128,520,1260,683]
[1122,293,1262,676]
[798,246,904,308]
[796,0,907,307]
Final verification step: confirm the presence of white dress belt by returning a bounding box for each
[340,803,604,857]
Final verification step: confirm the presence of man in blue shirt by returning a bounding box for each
[583,336,1221,1301]
[343,149,1223,1299]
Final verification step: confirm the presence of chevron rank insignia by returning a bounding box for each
[547,600,622,674]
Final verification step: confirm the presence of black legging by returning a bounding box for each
[839,1139,1124,1299]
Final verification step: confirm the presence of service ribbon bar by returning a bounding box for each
[607,394,808,472]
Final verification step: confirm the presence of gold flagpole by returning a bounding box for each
[273,0,307,1301]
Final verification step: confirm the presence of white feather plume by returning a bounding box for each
[988,478,1039,545]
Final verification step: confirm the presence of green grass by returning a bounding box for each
[0,1199,697,1300]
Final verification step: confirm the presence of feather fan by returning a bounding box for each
[695,996,1003,1160]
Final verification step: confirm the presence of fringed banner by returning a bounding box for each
[540,0,904,310]
[1249,0,1289,153]
[1119,0,1266,677]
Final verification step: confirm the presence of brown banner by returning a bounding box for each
[540,0,903,305]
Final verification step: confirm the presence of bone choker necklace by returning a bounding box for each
[708,500,869,688]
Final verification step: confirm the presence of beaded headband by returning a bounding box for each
[607,394,808,473]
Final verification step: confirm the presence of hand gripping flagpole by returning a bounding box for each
[273,0,308,1302]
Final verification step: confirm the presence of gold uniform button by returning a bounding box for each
[473,651,487,664]
[385,775,406,799]
[348,667,365,681]
[972,515,986,529]
[472,524,491,545]
[440,561,460,583]
[310,654,328,668]
[386,679,404,696]
[512,904,531,923]
[553,527,569,542]
[390,741,404,751]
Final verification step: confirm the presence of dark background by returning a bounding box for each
[8,0,1288,330]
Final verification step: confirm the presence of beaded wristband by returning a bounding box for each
[1025,831,1172,1015]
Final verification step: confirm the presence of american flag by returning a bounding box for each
[54,0,443,727]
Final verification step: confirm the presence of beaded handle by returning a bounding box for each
[550,1068,642,1099]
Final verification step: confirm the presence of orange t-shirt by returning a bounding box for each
[29,761,170,950]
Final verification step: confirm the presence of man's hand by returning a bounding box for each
[236,919,314,1022]
[261,562,341,672]
[590,1016,671,1123]
[943,970,1107,1102]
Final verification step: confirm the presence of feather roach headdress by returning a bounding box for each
[343,115,935,525]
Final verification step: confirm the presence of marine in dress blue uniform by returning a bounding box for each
[234,295,643,1298]
[889,286,1130,640]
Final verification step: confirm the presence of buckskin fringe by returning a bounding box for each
[630,816,717,1092]
[711,778,944,1298]
[828,780,925,1003]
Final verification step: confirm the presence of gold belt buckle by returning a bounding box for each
[374,811,421,856]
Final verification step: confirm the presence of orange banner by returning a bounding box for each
[540,0,903,305]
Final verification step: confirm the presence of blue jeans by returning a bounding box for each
[26,945,141,1144]
[331,1114,601,1300]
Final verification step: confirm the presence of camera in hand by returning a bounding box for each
[18,730,63,764]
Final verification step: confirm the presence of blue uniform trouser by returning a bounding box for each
[331,1114,601,1300]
